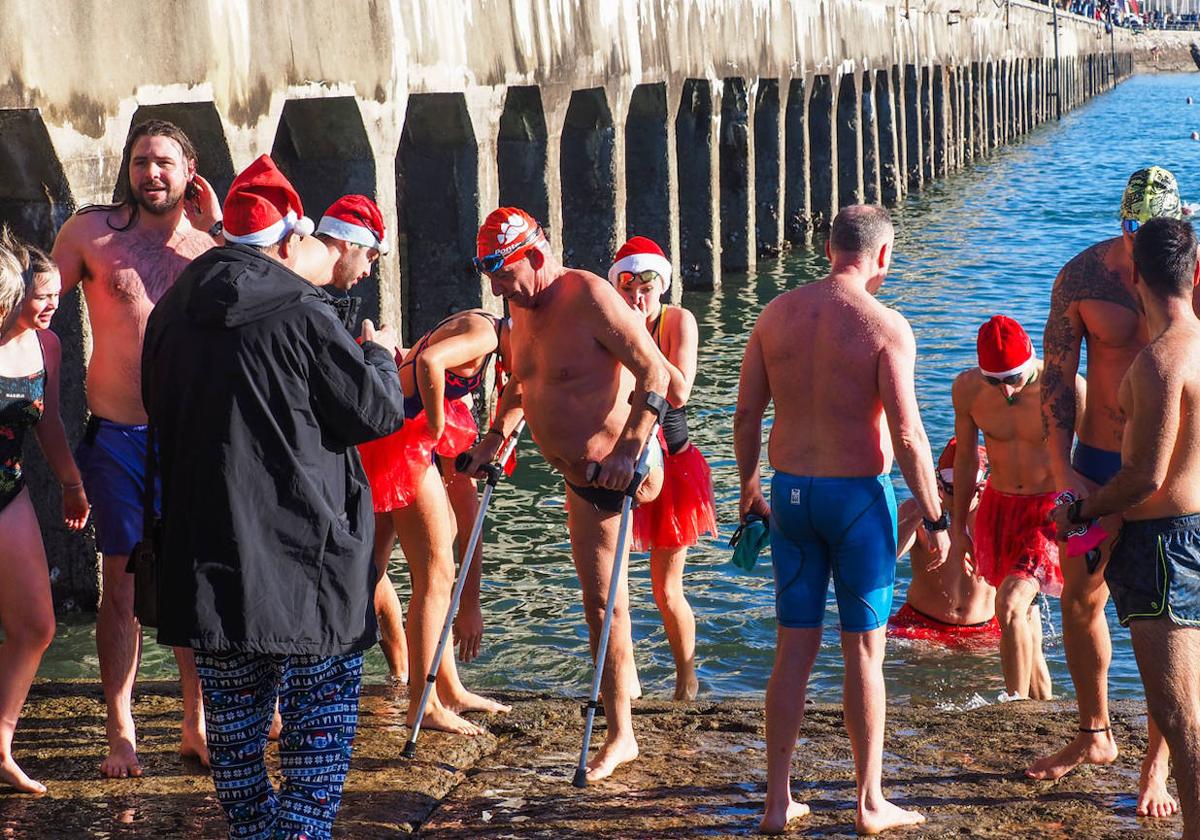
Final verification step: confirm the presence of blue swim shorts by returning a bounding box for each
[1106,513,1200,627]
[769,472,898,633]
[76,416,160,557]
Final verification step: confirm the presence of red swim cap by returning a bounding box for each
[977,315,1034,379]
[476,207,544,270]
[937,436,988,486]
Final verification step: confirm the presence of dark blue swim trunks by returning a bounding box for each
[1105,513,1200,627]
[76,416,160,557]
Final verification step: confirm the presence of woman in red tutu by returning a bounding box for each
[609,236,716,700]
[358,309,511,734]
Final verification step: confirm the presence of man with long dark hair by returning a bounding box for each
[52,119,223,778]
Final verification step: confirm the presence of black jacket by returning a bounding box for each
[142,244,404,656]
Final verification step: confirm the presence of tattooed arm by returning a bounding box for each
[1041,264,1086,488]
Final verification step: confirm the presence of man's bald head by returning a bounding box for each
[829,205,894,258]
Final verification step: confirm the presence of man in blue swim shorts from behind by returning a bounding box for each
[735,205,947,836]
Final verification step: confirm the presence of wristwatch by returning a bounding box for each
[1066,498,1089,524]
[208,220,224,238]
[922,511,950,532]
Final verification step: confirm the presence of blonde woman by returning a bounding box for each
[0,228,89,792]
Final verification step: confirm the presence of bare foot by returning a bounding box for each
[180,722,210,767]
[411,705,483,736]
[674,672,699,702]
[1026,731,1118,781]
[445,690,511,715]
[1137,753,1179,818]
[0,756,47,794]
[268,708,283,741]
[100,738,143,779]
[585,733,639,782]
[758,799,809,834]
[856,799,925,835]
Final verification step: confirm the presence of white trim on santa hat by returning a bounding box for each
[224,210,314,247]
[978,357,1033,380]
[316,215,389,254]
[608,252,673,291]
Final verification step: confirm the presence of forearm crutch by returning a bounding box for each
[402,420,526,758]
[572,425,659,788]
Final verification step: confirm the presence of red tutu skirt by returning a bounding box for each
[974,484,1063,597]
[358,398,477,513]
[632,442,718,552]
[887,603,1001,651]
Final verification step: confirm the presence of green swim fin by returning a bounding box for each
[730,514,769,572]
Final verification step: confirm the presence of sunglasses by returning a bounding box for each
[617,269,662,289]
[1121,219,1140,235]
[983,371,1026,387]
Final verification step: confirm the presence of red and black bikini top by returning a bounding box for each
[400,311,505,416]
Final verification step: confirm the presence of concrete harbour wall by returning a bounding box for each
[0,0,1133,610]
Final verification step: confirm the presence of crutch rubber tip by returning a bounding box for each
[401,741,417,759]
[571,767,589,788]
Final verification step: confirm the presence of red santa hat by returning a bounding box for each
[937,436,989,487]
[222,155,314,247]
[608,236,672,292]
[976,315,1034,379]
[316,195,390,255]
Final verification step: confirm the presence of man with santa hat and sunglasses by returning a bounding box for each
[143,155,406,840]
[950,315,1079,700]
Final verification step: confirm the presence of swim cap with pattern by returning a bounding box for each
[1120,166,1183,223]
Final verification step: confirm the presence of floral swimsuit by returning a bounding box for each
[0,343,45,512]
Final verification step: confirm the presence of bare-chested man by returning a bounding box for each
[52,120,222,777]
[951,316,1082,699]
[735,205,945,836]
[1050,217,1200,836]
[1033,167,1178,818]
[889,437,1004,651]
[463,207,667,782]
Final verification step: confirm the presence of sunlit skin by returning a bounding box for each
[613,269,701,701]
[1033,223,1177,817]
[50,133,221,779]
[465,240,668,782]
[0,269,89,794]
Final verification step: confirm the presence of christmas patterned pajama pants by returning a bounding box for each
[193,650,364,840]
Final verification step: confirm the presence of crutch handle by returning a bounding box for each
[455,452,501,486]
[583,459,652,497]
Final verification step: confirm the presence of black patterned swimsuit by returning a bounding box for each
[0,343,45,512]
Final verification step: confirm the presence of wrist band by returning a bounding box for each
[922,511,950,532]
[485,427,505,439]
[62,481,83,490]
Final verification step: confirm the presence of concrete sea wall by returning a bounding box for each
[0,0,1133,610]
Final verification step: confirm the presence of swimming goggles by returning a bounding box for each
[617,269,662,289]
[1121,218,1140,234]
[473,226,545,274]
[983,371,1026,387]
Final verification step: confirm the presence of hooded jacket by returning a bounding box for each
[142,243,405,656]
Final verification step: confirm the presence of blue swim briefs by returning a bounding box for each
[1072,442,1122,486]
[76,416,160,557]
[768,472,898,633]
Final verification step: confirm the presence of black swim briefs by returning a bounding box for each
[1105,513,1200,627]
[566,481,629,514]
